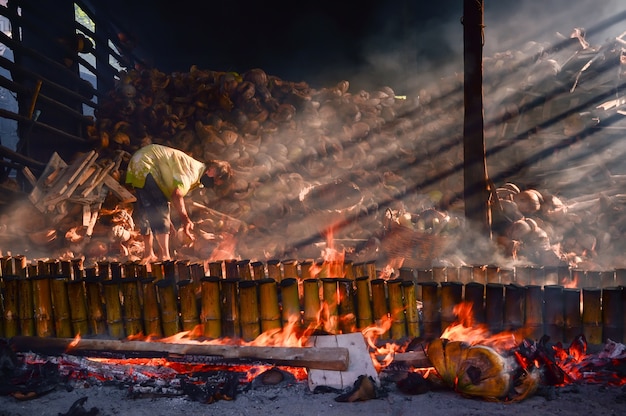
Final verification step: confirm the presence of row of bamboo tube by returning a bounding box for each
[0,256,624,345]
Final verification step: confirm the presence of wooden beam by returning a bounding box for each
[9,336,350,371]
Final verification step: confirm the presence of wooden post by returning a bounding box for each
[463,0,490,238]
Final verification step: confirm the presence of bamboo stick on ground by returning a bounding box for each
[9,336,350,371]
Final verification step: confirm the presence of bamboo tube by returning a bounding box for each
[102,279,125,339]
[18,276,35,336]
[600,271,615,289]
[84,266,98,279]
[258,278,281,333]
[224,259,239,280]
[71,258,84,280]
[416,268,431,300]
[402,280,420,338]
[237,260,252,281]
[281,278,301,329]
[524,285,544,341]
[251,261,266,280]
[208,261,223,278]
[601,287,623,344]
[353,262,365,280]
[121,278,143,336]
[176,260,192,282]
[557,265,571,287]
[110,262,122,280]
[238,280,260,341]
[485,283,504,334]
[0,255,11,275]
[156,278,180,337]
[27,263,39,279]
[45,260,60,277]
[199,277,221,339]
[500,268,514,285]
[303,278,321,330]
[464,282,485,324]
[177,279,199,333]
[504,283,525,333]
[97,261,110,280]
[472,265,486,284]
[338,278,357,334]
[387,278,406,339]
[190,263,205,285]
[365,261,377,280]
[321,278,338,334]
[432,266,447,283]
[32,275,54,337]
[283,259,299,279]
[355,276,373,330]
[66,280,89,336]
[343,260,355,280]
[529,267,544,286]
[141,277,162,337]
[150,262,164,280]
[582,287,602,345]
[585,271,601,288]
[543,267,559,286]
[371,278,389,338]
[543,285,564,343]
[623,287,626,344]
[446,267,459,283]
[300,260,314,279]
[221,278,240,338]
[486,265,500,284]
[315,259,327,279]
[2,275,19,338]
[515,266,532,286]
[60,261,72,279]
[162,261,177,281]
[399,267,414,282]
[84,276,106,336]
[457,266,471,285]
[123,261,137,280]
[14,255,28,278]
[563,288,582,343]
[441,281,463,332]
[615,268,626,287]
[420,281,440,341]
[267,259,282,282]
[571,268,585,289]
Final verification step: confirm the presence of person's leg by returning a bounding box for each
[135,188,158,264]
[141,174,172,261]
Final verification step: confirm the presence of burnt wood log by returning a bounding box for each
[9,336,350,371]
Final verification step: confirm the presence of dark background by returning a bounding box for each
[89,0,626,92]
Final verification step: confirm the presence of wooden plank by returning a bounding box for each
[79,161,114,198]
[28,152,67,210]
[9,336,350,371]
[103,174,136,203]
[42,151,98,207]
[307,333,380,391]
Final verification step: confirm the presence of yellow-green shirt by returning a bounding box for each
[125,144,206,199]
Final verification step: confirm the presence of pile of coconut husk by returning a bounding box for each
[5,26,626,269]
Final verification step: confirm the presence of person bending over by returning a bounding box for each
[125,143,232,263]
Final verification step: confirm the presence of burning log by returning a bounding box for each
[9,336,350,371]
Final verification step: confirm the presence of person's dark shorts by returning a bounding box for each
[135,174,171,235]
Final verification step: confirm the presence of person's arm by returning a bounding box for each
[171,187,195,241]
